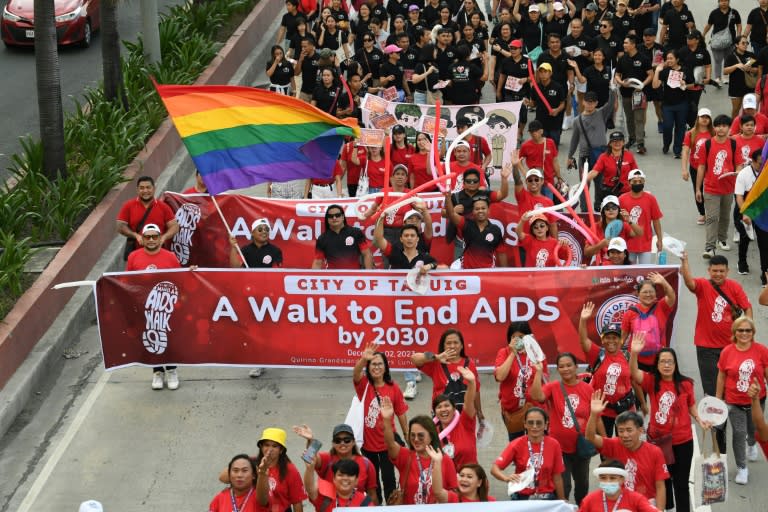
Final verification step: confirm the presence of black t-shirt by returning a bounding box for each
[657,66,692,105]
[422,3,442,26]
[401,46,419,73]
[392,233,431,255]
[628,0,658,34]
[267,59,294,86]
[534,79,566,130]
[370,5,389,26]
[747,7,768,45]
[616,51,652,97]
[562,33,594,71]
[537,51,571,88]
[545,15,572,40]
[592,34,621,66]
[413,62,439,92]
[638,41,664,68]
[315,225,368,269]
[354,47,385,78]
[707,7,740,41]
[519,18,544,53]
[458,219,503,269]
[455,8,485,28]
[299,52,321,93]
[448,59,483,105]
[678,46,712,86]
[499,56,531,100]
[387,0,410,19]
[385,243,437,269]
[662,6,694,50]
[582,65,612,107]
[281,12,301,40]
[319,29,349,51]
[435,45,458,79]
[725,51,756,97]
[312,83,342,115]
[582,15,600,38]
[240,243,283,268]
[612,13,633,42]
[380,60,405,90]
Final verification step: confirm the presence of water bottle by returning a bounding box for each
[658,251,667,265]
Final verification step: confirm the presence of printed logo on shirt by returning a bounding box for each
[604,362,623,396]
[562,394,580,428]
[655,391,676,425]
[535,249,550,267]
[263,255,273,265]
[737,359,756,392]
[711,295,727,323]
[485,233,495,242]
[141,281,178,355]
[172,203,202,265]
[625,458,638,490]
[713,149,728,176]
[345,236,355,246]
[629,205,642,225]
[365,395,381,428]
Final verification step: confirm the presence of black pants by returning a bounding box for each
[754,223,768,278]
[602,415,617,438]
[348,184,358,198]
[362,448,396,504]
[562,451,591,505]
[735,200,750,267]
[665,439,694,512]
[153,366,176,372]
[696,346,727,453]
[689,166,705,216]
[686,89,704,128]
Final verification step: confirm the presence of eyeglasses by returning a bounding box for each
[658,360,675,366]
[327,212,344,219]
[144,234,160,240]
[736,328,754,333]
[409,432,427,440]
[526,420,545,426]
[526,177,541,183]
[333,437,354,444]
[463,178,480,184]
[363,38,373,42]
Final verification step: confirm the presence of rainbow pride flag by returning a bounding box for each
[154,83,359,194]
[741,158,768,219]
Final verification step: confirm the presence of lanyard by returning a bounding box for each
[230,487,253,512]
[602,491,623,512]
[415,454,433,502]
[515,352,528,403]
[527,438,544,487]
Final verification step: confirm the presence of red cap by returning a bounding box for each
[510,39,523,48]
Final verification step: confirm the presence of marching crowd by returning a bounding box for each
[107,0,768,510]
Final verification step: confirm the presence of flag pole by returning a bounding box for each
[211,195,249,269]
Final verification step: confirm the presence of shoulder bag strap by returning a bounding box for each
[577,115,593,151]
[134,203,155,234]
[710,280,741,312]
[560,381,582,434]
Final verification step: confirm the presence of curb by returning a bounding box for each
[0,0,282,438]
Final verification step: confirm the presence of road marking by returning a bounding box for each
[16,371,110,512]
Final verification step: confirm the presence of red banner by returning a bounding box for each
[96,267,679,371]
[163,192,593,268]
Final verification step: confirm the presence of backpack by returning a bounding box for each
[626,304,661,356]
[442,358,470,411]
[703,138,738,173]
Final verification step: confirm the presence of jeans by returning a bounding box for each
[728,402,761,469]
[703,192,733,252]
[712,47,730,79]
[413,91,427,105]
[543,128,562,147]
[562,451,591,505]
[662,102,688,156]
[696,346,727,453]
[404,371,418,384]
[362,448,397,504]
[666,440,694,512]
[621,96,647,146]
[629,252,653,264]
[689,166,705,216]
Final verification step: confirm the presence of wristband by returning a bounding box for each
[424,351,435,361]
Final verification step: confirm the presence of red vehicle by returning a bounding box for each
[2,0,100,48]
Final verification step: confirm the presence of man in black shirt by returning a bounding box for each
[538,33,574,129]
[628,0,660,35]
[544,1,573,40]
[593,17,622,67]
[435,27,458,80]
[532,62,566,146]
[615,34,652,153]
[746,0,768,56]
[496,39,531,137]
[374,221,437,270]
[582,2,600,38]
[295,36,320,102]
[230,218,283,269]
[660,0,695,51]
[638,27,665,134]
[276,0,301,45]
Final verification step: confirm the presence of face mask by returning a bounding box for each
[514,338,525,351]
[630,183,644,193]
[599,482,620,495]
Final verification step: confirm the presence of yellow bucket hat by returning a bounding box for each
[258,427,287,449]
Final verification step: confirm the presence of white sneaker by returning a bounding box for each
[733,231,740,243]
[735,466,748,484]
[166,369,179,390]
[718,240,731,251]
[403,381,418,400]
[414,373,422,382]
[152,371,164,390]
[702,249,715,259]
[748,443,760,462]
[249,367,263,378]
[745,222,756,241]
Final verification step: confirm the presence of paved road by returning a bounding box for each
[0,0,766,511]
[0,0,185,182]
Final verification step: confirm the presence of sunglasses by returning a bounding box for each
[254,226,269,232]
[363,38,373,42]
[409,432,427,440]
[736,328,753,333]
[600,24,609,28]
[327,212,344,219]
[333,437,354,444]
[144,234,160,240]
[603,204,619,210]
[526,177,541,182]
[464,178,479,184]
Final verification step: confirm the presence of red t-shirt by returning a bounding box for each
[692,278,751,349]
[734,134,765,167]
[453,161,488,188]
[541,380,594,454]
[446,492,497,503]
[117,198,176,233]
[354,376,408,452]
[373,192,412,228]
[494,348,538,411]
[367,158,387,188]
[262,463,307,511]
[408,152,433,189]
[519,138,558,183]
[598,439,669,500]
[640,373,695,445]
[587,344,632,419]
[579,489,658,512]
[392,144,414,169]
[391,447,458,505]
[439,408,477,467]
[126,248,181,270]
[702,138,737,195]
[342,142,367,185]
[730,112,768,135]
[684,130,711,169]
[208,488,269,512]
[494,435,565,495]
[420,358,481,403]
[717,342,768,405]
[182,186,205,194]
[519,236,560,267]
[618,191,662,253]
[621,299,672,367]
[593,221,633,261]
[592,150,637,195]
[316,453,377,494]
[309,487,373,510]
[515,188,555,223]
[450,135,490,166]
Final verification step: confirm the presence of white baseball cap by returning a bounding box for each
[251,218,271,231]
[79,501,104,512]
[600,195,620,210]
[628,169,646,180]
[455,140,470,149]
[607,237,627,252]
[141,224,161,235]
[553,1,565,10]
[404,210,423,222]
[697,107,712,118]
[743,94,758,109]
[528,4,540,12]
[525,168,543,179]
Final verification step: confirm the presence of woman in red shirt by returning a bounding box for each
[584,195,642,262]
[587,132,638,204]
[681,109,713,225]
[530,353,595,505]
[351,144,386,193]
[716,317,768,485]
[391,125,414,168]
[428,449,496,503]
[379,397,459,505]
[409,132,437,190]
[491,407,566,500]
[431,365,478,468]
[516,213,566,267]
[628,341,707,512]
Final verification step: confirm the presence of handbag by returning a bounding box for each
[344,382,368,450]
[560,382,597,459]
[122,203,155,260]
[502,402,532,434]
[356,161,370,197]
[710,280,745,319]
[648,431,675,465]
[631,90,647,111]
[710,28,732,51]
[387,453,412,505]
